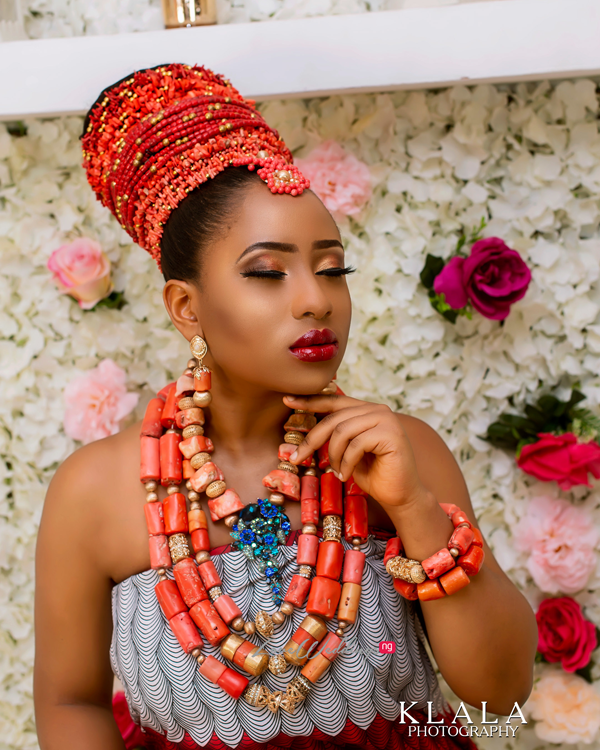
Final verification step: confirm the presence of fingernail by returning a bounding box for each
[290,450,298,461]
[285,395,297,402]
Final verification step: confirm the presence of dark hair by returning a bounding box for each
[159,166,264,283]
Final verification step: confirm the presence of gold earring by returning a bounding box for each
[190,335,209,375]
[190,335,212,406]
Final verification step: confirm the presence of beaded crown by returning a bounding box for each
[81,63,310,269]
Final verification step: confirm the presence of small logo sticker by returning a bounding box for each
[379,641,396,653]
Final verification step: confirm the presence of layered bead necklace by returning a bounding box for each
[140,336,369,714]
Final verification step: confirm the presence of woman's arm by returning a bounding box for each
[34,446,127,750]
[284,394,538,716]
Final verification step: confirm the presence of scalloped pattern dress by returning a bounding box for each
[110,526,479,750]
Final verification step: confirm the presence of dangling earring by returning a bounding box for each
[189,335,212,407]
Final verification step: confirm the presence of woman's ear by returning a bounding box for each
[162,279,203,341]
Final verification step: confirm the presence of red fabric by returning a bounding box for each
[139,708,479,750]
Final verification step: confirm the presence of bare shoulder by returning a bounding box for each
[41,420,146,581]
[396,412,507,578]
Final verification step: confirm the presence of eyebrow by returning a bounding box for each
[236,239,344,262]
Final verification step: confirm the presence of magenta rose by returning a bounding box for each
[433,237,531,320]
[517,432,600,490]
[536,597,597,672]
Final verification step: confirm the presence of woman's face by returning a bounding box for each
[167,179,352,396]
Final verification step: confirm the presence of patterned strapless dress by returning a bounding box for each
[110,526,479,750]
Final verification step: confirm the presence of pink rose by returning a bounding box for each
[525,669,600,745]
[536,596,597,672]
[514,495,599,594]
[63,359,139,444]
[295,140,371,216]
[47,238,113,309]
[517,432,600,490]
[433,237,531,320]
[112,691,146,750]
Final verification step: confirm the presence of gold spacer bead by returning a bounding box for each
[336,628,345,637]
[284,431,303,446]
[178,396,195,410]
[272,611,285,625]
[183,424,204,439]
[449,547,460,557]
[145,481,157,492]
[191,647,202,658]
[206,480,226,498]
[244,621,256,636]
[224,514,239,529]
[193,390,212,408]
[187,358,197,369]
[303,467,317,477]
[167,484,179,495]
[188,490,200,502]
[231,616,246,631]
[280,601,294,616]
[277,461,298,474]
[146,492,158,503]
[269,492,285,505]
[196,653,206,665]
[191,452,211,470]
[196,551,211,564]
[302,523,317,535]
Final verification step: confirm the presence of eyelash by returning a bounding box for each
[240,265,356,279]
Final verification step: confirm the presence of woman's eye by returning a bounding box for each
[316,265,356,277]
[240,270,287,279]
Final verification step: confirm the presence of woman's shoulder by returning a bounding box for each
[43,420,148,581]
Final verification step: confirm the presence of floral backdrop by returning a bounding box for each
[1,36,600,750]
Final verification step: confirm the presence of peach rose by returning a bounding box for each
[47,238,113,309]
[63,359,139,444]
[295,140,371,216]
[526,669,600,744]
[513,495,599,594]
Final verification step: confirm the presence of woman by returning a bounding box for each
[33,63,537,750]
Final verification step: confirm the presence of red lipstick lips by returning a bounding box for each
[289,328,339,362]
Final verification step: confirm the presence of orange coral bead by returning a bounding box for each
[159,431,182,486]
[457,544,485,575]
[284,574,311,607]
[300,475,319,525]
[191,528,210,553]
[188,507,208,532]
[164,493,188,535]
[198,560,222,589]
[140,436,160,482]
[300,652,331,683]
[320,473,343,516]
[199,654,227,682]
[194,371,211,391]
[344,475,368,498]
[342,550,365,584]
[169,611,203,653]
[344,495,368,541]
[316,540,344,580]
[173,558,208,607]
[216,667,248,699]
[384,537,403,566]
[141,397,165,438]
[393,579,418,600]
[305,576,341,619]
[213,594,242,625]
[144,501,165,536]
[189,599,229,645]
[417,579,446,601]
[471,528,484,548]
[439,566,470,595]
[337,582,361,623]
[155,579,186,619]
[148,534,171,569]
[448,526,474,555]
[297,533,319,566]
[160,384,177,428]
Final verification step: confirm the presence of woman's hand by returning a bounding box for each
[283,393,429,510]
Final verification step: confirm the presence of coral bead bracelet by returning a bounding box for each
[384,503,485,601]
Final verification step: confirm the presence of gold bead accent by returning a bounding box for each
[209,586,222,601]
[187,358,197,370]
[146,492,158,503]
[190,335,208,361]
[157,572,169,582]
[303,467,317,477]
[257,149,269,158]
[167,484,180,495]
[302,523,317,535]
[231,616,246,631]
[169,534,190,564]
[268,654,288,675]
[243,684,269,707]
[178,396,195,410]
[224,514,239,529]
[265,690,283,712]
[298,565,312,578]
[191,452,211,470]
[386,556,427,584]
[321,381,337,395]
[272,611,285,625]
[220,633,244,660]
[196,653,206,665]
[145,481,158,492]
[300,614,327,640]
[323,466,336,474]
[188,490,200,502]
[284,431,303,445]
[193,390,212,408]
[196,551,210,564]
[280,601,294,616]
[449,547,460,557]
[255,610,274,638]
[156,568,167,576]
[191,647,202,658]
[338,620,348,629]
[183,424,204,439]
[277,461,298,474]
[336,628,345,637]
[244,621,256,636]
[206,480,226,498]
[322,515,342,541]
[269,492,285,505]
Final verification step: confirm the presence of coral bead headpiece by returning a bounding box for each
[81,63,310,269]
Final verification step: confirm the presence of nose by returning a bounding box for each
[290,268,333,321]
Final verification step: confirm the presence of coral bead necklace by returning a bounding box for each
[139,336,370,714]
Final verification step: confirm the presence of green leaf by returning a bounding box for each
[536,395,561,418]
[575,660,594,684]
[482,422,521,449]
[524,404,548,428]
[89,291,127,311]
[427,290,459,324]
[515,437,538,460]
[420,254,446,290]
[498,414,539,434]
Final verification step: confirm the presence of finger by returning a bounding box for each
[326,413,381,478]
[288,406,375,464]
[337,427,383,483]
[283,393,364,414]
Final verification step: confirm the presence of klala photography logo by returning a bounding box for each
[400,701,527,738]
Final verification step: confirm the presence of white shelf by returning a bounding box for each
[1,0,600,120]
